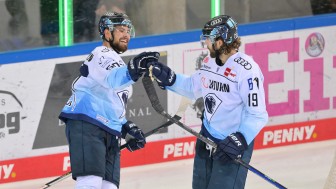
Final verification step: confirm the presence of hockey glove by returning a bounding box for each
[121,121,146,152]
[213,132,248,162]
[151,62,176,89]
[127,52,160,82]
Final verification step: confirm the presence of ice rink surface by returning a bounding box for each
[1,139,336,189]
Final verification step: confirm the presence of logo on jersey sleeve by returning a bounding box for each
[234,57,252,70]
[204,93,222,120]
[86,53,94,62]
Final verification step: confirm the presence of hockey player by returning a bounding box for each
[59,12,159,189]
[149,15,268,188]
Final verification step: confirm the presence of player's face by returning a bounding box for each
[111,25,131,52]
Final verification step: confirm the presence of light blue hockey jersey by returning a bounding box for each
[167,52,268,144]
[59,46,134,136]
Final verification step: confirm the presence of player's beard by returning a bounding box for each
[109,39,128,53]
[208,43,217,58]
[209,49,216,58]
[209,43,229,58]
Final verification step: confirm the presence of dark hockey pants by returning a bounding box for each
[192,138,254,189]
[65,119,121,187]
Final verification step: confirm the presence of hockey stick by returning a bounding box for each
[142,76,288,189]
[40,171,71,189]
[120,95,191,149]
[40,96,190,189]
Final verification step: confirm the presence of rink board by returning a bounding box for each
[0,14,336,183]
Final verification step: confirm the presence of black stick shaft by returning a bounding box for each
[120,115,181,150]
[40,171,72,189]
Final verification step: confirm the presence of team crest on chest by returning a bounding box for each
[204,93,222,120]
[117,90,129,118]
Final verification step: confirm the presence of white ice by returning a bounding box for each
[1,139,335,189]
